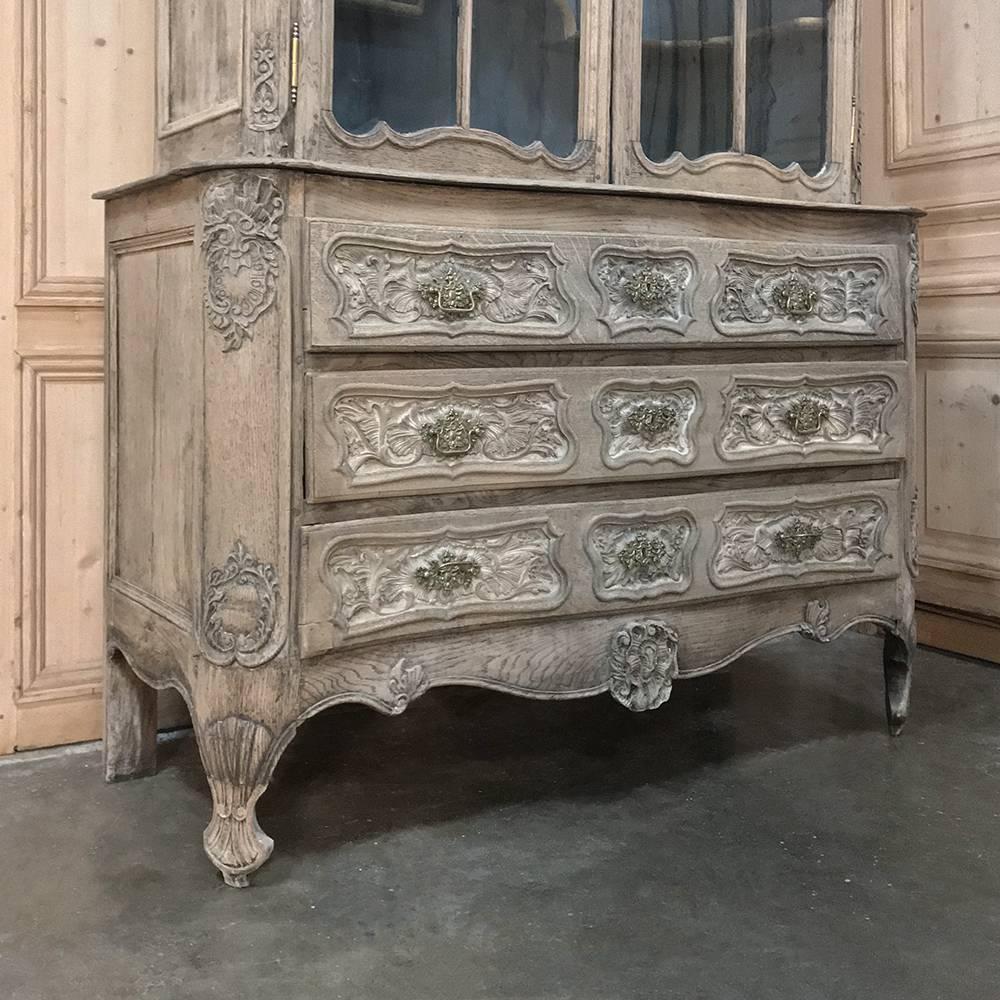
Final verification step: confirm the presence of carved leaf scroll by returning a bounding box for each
[594,381,700,469]
[202,174,286,352]
[710,496,890,589]
[586,512,696,602]
[325,382,575,488]
[319,521,568,644]
[322,234,577,341]
[717,376,897,460]
[247,33,281,132]
[711,254,890,338]
[608,620,680,712]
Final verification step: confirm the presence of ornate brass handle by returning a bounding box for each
[773,517,825,559]
[784,396,830,437]
[771,275,818,319]
[420,408,486,459]
[618,533,668,573]
[414,550,482,594]
[623,264,674,309]
[623,402,679,440]
[420,265,484,318]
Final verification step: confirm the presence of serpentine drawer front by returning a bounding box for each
[298,480,901,656]
[306,222,904,350]
[305,362,908,501]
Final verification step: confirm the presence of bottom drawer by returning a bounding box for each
[298,480,901,655]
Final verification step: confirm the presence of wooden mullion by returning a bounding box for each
[457,0,473,129]
[732,0,748,152]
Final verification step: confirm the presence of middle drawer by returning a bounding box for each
[305,362,908,502]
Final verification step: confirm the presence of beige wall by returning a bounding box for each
[861,0,1000,661]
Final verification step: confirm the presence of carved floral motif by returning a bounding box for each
[200,541,281,667]
[586,514,696,602]
[710,497,889,589]
[387,659,430,715]
[608,620,680,712]
[325,383,574,487]
[323,235,577,340]
[202,175,285,351]
[711,254,889,337]
[590,248,697,337]
[248,33,281,132]
[717,377,896,459]
[320,521,568,643]
[594,382,699,468]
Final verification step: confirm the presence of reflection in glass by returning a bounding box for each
[333,0,459,135]
[640,0,733,163]
[470,0,581,157]
[747,0,829,174]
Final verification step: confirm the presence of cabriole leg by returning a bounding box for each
[104,645,158,782]
[882,624,914,737]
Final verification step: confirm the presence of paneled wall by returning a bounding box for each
[862,1,1000,661]
[0,1,162,751]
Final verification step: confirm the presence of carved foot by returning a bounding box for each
[104,645,158,782]
[197,715,280,887]
[883,625,913,737]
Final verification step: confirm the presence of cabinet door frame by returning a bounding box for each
[296,0,613,183]
[611,0,859,203]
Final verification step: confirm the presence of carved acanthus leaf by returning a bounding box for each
[710,497,890,589]
[608,620,680,712]
[202,175,285,351]
[594,382,699,468]
[386,659,430,715]
[712,254,889,337]
[320,521,568,643]
[801,599,833,642]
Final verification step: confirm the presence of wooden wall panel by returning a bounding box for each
[863,1,1000,660]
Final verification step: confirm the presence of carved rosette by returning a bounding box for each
[589,247,697,337]
[717,377,896,460]
[247,33,281,131]
[200,541,282,667]
[586,513,696,602]
[320,521,568,644]
[710,497,890,589]
[325,382,575,487]
[711,254,889,337]
[594,382,699,468]
[608,620,680,712]
[202,175,286,351]
[200,715,275,887]
[323,235,577,341]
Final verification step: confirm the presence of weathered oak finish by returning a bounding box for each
[102,162,917,887]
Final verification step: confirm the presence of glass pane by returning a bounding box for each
[640,0,734,163]
[747,0,829,175]
[333,0,459,135]
[470,0,581,158]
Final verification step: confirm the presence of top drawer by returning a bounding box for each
[306,221,904,352]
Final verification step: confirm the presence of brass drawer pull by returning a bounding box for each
[420,408,486,458]
[414,550,482,594]
[773,517,826,559]
[420,264,484,318]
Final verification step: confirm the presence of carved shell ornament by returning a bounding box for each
[202,175,286,352]
[608,620,680,712]
[200,541,281,667]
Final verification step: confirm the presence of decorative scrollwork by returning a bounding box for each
[800,600,832,642]
[420,409,486,458]
[414,551,482,594]
[608,620,680,712]
[200,541,281,668]
[247,33,281,132]
[202,175,286,352]
[909,228,920,334]
[387,659,430,715]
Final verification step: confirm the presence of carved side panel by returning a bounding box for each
[589,246,697,338]
[586,512,697,602]
[318,520,569,644]
[199,541,282,668]
[594,380,700,469]
[710,496,891,589]
[717,375,898,460]
[202,174,286,352]
[323,381,576,488]
[607,620,680,712]
[321,234,578,342]
[711,254,891,338]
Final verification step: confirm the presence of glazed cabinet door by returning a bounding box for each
[612,0,859,202]
[297,0,613,182]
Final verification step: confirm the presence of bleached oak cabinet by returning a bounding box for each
[103,0,918,886]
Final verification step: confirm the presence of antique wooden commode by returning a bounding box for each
[101,0,918,885]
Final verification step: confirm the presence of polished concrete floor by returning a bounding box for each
[1,632,999,1000]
